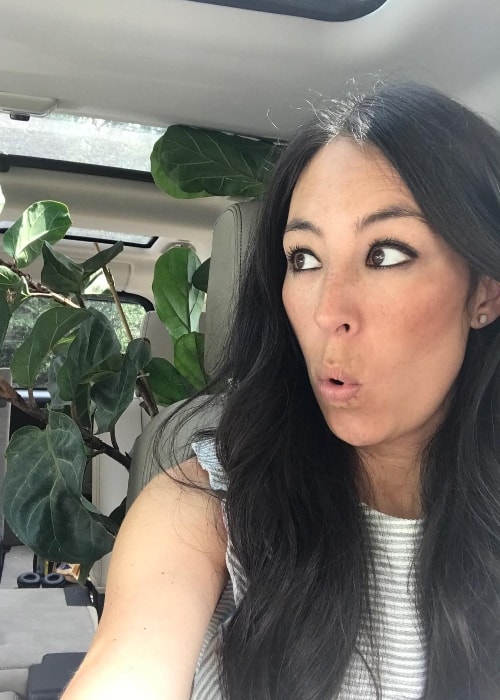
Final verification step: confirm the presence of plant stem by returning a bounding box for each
[80,428,131,471]
[27,387,35,408]
[93,243,159,418]
[93,243,133,342]
[0,378,131,471]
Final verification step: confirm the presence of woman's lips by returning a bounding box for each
[316,378,361,403]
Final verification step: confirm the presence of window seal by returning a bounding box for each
[0,153,154,183]
[189,0,388,22]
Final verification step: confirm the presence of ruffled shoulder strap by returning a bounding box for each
[192,438,228,492]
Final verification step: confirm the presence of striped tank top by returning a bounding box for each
[190,439,426,699]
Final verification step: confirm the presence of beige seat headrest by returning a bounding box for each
[204,200,260,376]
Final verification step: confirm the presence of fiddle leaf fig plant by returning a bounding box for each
[0,123,276,581]
[0,198,209,580]
[4,411,117,568]
[151,124,283,199]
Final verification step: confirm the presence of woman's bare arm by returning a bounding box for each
[61,458,228,700]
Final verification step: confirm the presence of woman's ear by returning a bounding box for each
[470,276,500,329]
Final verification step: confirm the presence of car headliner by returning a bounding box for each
[1,0,499,138]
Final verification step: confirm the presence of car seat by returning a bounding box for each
[127,199,259,505]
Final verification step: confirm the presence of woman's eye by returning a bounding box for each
[287,249,321,272]
[366,243,415,268]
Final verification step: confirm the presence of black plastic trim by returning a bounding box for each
[61,231,157,249]
[84,291,154,313]
[189,0,388,21]
[0,153,153,183]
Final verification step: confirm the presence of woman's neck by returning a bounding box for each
[357,446,422,519]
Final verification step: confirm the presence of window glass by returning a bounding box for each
[0,112,165,171]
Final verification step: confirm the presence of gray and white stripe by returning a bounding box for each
[191,440,426,699]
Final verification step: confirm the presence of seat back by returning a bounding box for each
[204,200,260,375]
[139,309,175,361]
[127,200,259,505]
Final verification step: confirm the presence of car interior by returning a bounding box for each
[0,0,499,698]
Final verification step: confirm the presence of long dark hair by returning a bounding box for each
[205,84,500,699]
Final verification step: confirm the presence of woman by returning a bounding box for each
[62,83,500,699]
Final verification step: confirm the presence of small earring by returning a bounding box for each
[478,314,488,325]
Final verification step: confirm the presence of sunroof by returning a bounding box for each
[0,112,165,172]
[66,226,155,247]
[0,222,155,248]
[189,0,388,21]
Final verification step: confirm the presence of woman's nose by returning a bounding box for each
[313,276,359,335]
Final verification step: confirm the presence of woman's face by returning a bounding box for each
[282,138,478,459]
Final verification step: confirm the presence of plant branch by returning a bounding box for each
[0,378,131,470]
[136,375,159,417]
[0,258,79,308]
[110,426,119,452]
[0,378,48,423]
[80,427,131,471]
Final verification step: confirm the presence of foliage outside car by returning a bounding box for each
[0,125,281,580]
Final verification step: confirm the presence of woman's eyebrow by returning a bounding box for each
[283,218,322,236]
[284,206,426,238]
[356,205,426,232]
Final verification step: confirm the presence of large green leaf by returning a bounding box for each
[73,383,93,432]
[2,411,115,565]
[151,125,282,198]
[91,340,151,433]
[145,356,194,406]
[151,136,211,200]
[41,239,122,296]
[108,497,127,528]
[80,498,119,536]
[152,247,204,341]
[47,354,70,410]
[0,293,12,353]
[0,266,30,311]
[125,337,152,372]
[41,243,85,294]
[56,310,121,401]
[0,266,25,295]
[91,355,135,433]
[11,307,91,388]
[3,201,71,268]
[192,257,210,293]
[0,271,30,351]
[81,241,124,281]
[83,353,123,382]
[0,265,24,348]
[174,332,208,390]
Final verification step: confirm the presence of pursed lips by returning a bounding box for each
[315,368,362,403]
[318,367,361,386]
